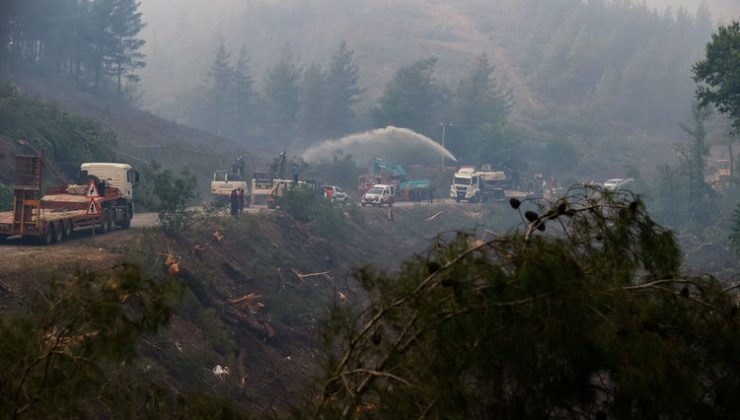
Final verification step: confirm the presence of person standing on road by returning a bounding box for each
[291,162,299,184]
[237,188,245,214]
[429,187,433,204]
[229,188,239,217]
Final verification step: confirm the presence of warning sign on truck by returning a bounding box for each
[86,179,100,197]
[86,199,100,216]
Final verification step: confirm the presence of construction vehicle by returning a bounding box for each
[357,158,432,202]
[250,171,273,206]
[450,166,507,203]
[0,154,138,244]
[211,156,249,205]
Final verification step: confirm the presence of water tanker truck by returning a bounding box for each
[450,166,507,203]
[0,154,138,244]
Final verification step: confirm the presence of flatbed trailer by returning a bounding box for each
[0,155,133,244]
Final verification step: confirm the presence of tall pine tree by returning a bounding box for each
[372,57,442,138]
[298,63,327,144]
[206,41,232,136]
[323,41,362,137]
[105,0,146,99]
[263,45,301,147]
[229,45,254,141]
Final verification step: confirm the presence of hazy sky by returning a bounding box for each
[137,0,739,112]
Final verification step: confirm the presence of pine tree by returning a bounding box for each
[208,41,233,136]
[372,57,441,138]
[263,45,302,146]
[89,0,146,98]
[298,63,327,144]
[678,102,713,225]
[323,41,362,137]
[230,46,254,142]
[449,54,512,160]
[105,0,146,99]
[693,21,740,178]
[314,187,740,418]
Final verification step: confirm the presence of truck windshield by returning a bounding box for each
[454,177,472,185]
[368,187,383,194]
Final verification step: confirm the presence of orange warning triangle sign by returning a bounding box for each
[86,179,99,197]
[86,199,100,215]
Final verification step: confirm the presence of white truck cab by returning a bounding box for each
[80,162,139,200]
[361,184,396,207]
[450,166,506,202]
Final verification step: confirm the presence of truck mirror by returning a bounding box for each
[134,171,140,186]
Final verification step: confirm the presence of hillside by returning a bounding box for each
[1,77,244,195]
[0,203,517,414]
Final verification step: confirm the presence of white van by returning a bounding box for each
[361,184,396,207]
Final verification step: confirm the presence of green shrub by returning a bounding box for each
[0,85,115,177]
[0,264,183,418]
[136,161,199,233]
[280,186,347,239]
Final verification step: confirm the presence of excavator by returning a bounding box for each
[210,156,249,205]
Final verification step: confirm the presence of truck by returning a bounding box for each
[357,158,432,202]
[0,154,139,244]
[450,166,507,203]
[211,156,249,205]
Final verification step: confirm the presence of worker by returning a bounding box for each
[429,187,433,204]
[291,162,299,183]
[237,188,245,214]
[229,188,239,217]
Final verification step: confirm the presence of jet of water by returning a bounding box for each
[302,126,457,165]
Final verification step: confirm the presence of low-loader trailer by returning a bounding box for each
[0,155,138,244]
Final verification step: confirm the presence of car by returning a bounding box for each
[323,185,348,205]
[361,184,396,207]
[603,178,633,191]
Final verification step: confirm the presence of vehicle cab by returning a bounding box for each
[361,184,396,207]
[450,167,480,202]
[80,162,139,200]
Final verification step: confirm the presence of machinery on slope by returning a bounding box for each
[0,154,139,244]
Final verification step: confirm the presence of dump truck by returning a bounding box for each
[450,166,507,202]
[0,154,139,244]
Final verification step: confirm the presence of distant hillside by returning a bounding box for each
[3,78,243,194]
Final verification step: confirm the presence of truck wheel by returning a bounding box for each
[118,206,132,229]
[54,222,64,243]
[42,225,54,245]
[63,220,72,238]
[105,211,114,232]
[119,216,131,229]
[98,211,110,234]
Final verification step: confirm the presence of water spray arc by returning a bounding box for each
[302,126,457,164]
